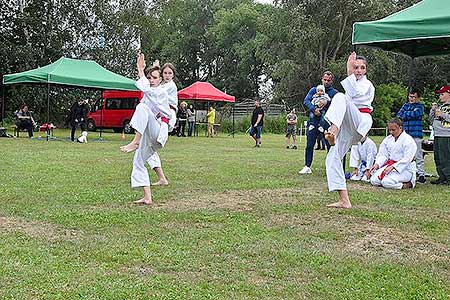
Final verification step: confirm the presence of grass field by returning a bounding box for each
[0,129,449,299]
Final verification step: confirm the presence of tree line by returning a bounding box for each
[1,0,449,127]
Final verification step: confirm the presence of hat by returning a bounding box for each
[316,84,325,92]
[435,85,450,94]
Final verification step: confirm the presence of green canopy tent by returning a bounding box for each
[352,0,450,58]
[353,0,450,89]
[1,57,138,129]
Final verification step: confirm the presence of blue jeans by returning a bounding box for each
[249,125,263,139]
[304,118,330,167]
[188,121,195,137]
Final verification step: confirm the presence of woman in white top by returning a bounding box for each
[146,62,178,186]
[324,52,375,209]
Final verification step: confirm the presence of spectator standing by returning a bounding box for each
[250,100,264,147]
[285,109,298,149]
[69,99,89,142]
[429,85,450,185]
[397,88,426,183]
[177,101,187,137]
[299,71,338,174]
[207,106,216,137]
[187,104,195,137]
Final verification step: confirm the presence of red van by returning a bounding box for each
[87,90,143,133]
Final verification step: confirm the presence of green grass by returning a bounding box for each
[0,129,449,299]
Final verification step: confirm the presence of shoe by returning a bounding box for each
[361,175,370,183]
[431,179,448,185]
[292,145,297,150]
[315,147,321,150]
[299,166,312,174]
[417,175,426,184]
[350,174,362,181]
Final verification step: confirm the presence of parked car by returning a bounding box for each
[87,90,143,133]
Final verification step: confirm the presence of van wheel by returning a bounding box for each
[87,119,96,131]
[124,120,134,134]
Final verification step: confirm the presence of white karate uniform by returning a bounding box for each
[349,137,378,179]
[370,131,417,189]
[324,74,375,191]
[162,80,178,132]
[145,80,178,170]
[130,76,171,188]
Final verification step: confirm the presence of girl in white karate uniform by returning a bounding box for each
[120,54,171,205]
[368,119,417,189]
[147,62,178,186]
[323,52,375,208]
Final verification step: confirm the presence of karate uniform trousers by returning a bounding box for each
[324,74,375,191]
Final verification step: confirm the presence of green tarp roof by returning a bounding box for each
[352,0,450,57]
[3,57,139,91]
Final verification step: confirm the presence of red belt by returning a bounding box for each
[160,117,169,124]
[359,108,372,114]
[169,105,177,111]
[378,159,396,180]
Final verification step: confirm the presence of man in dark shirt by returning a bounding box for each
[250,100,264,147]
[69,99,89,142]
[15,105,36,138]
[299,71,338,174]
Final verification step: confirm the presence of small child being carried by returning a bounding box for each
[311,84,331,132]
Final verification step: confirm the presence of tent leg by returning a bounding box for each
[407,57,416,92]
[47,83,50,142]
[232,103,235,138]
[1,84,5,127]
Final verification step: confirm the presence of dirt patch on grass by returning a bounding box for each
[158,186,329,212]
[344,220,450,261]
[264,213,449,262]
[0,215,83,242]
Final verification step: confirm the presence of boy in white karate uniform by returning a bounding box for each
[368,118,417,189]
[120,53,171,205]
[323,52,375,208]
[349,135,377,182]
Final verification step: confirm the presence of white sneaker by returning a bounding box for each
[299,166,312,174]
[350,174,362,181]
[361,175,370,183]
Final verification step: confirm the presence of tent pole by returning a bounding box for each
[408,57,416,92]
[1,83,5,127]
[100,98,103,140]
[47,83,50,141]
[232,102,235,138]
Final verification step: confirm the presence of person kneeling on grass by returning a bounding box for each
[348,135,377,182]
[367,118,417,189]
[120,53,171,205]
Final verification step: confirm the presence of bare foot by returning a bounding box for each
[402,181,413,189]
[326,201,352,209]
[151,180,169,186]
[120,142,139,153]
[133,198,153,205]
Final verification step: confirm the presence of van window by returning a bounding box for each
[105,98,139,110]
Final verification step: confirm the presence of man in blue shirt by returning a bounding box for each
[299,71,338,174]
[397,88,425,183]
